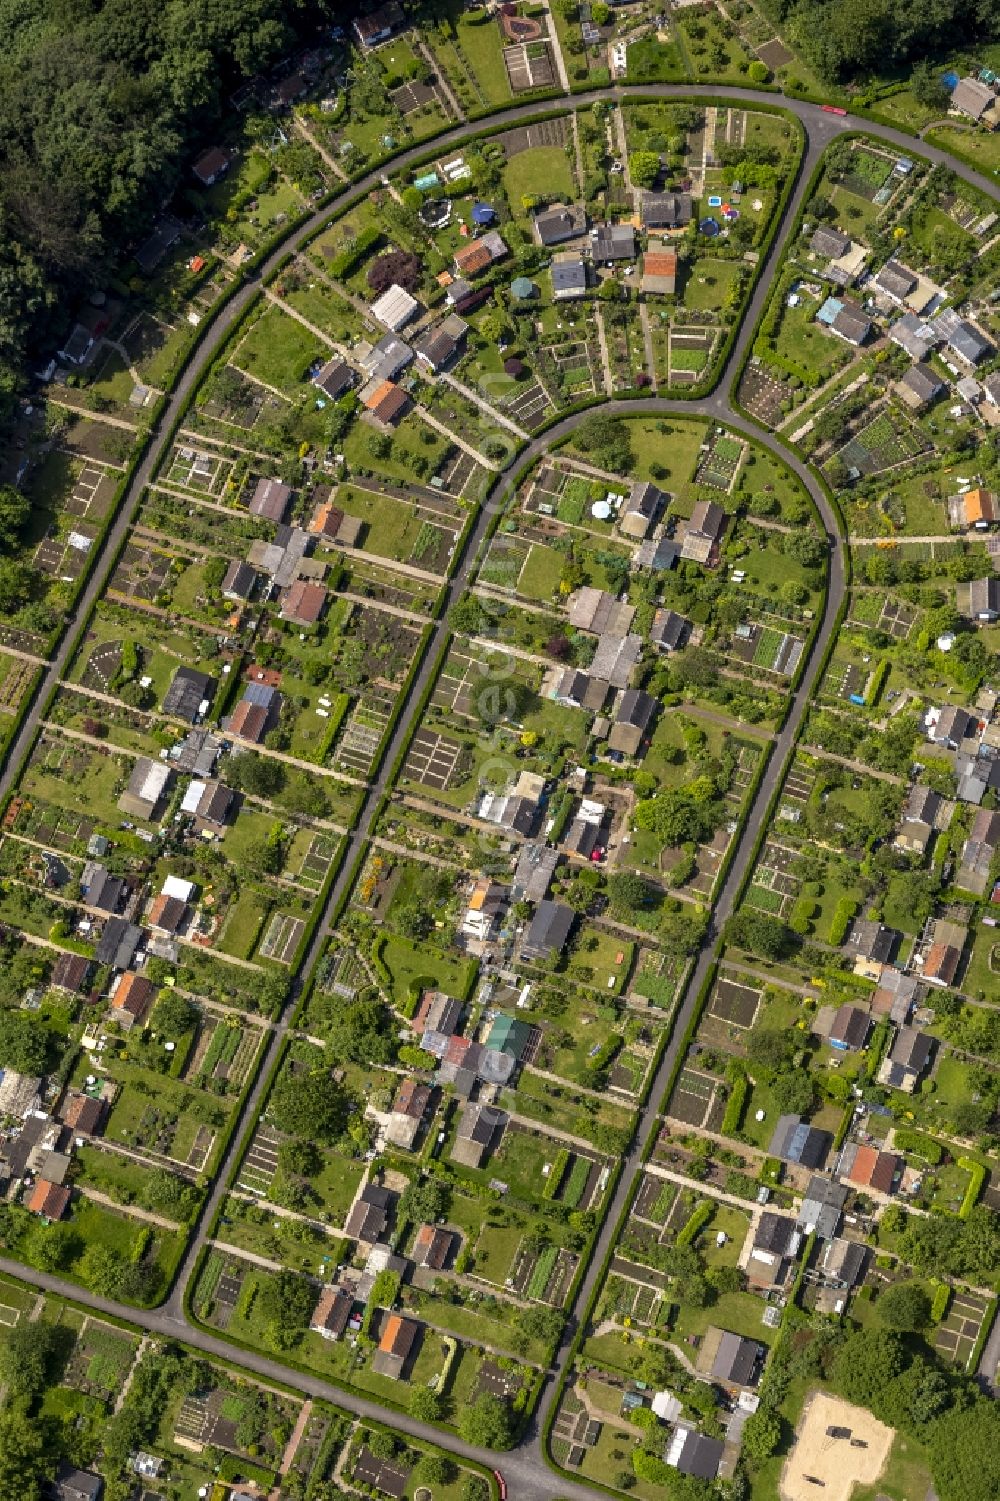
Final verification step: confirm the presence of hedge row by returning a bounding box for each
[866,658,890,707]
[893,1127,943,1165]
[328,224,382,278]
[544,1148,571,1200]
[958,1157,986,1220]
[721,1072,748,1136]
[930,1281,951,1323]
[827,896,858,947]
[676,1200,714,1248]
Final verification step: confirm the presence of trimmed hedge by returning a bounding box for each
[930,1281,951,1323]
[893,1128,943,1165]
[721,1072,748,1136]
[676,1200,713,1248]
[958,1157,986,1220]
[866,658,890,707]
[588,1035,622,1072]
[328,224,382,278]
[827,896,858,947]
[544,1148,571,1200]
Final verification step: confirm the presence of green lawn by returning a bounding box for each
[568,415,707,490]
[379,932,478,1009]
[677,10,754,84]
[517,542,564,602]
[626,34,688,84]
[679,258,742,313]
[673,1288,778,1345]
[455,11,514,107]
[771,292,854,384]
[504,145,575,208]
[925,124,1000,180]
[233,304,320,391]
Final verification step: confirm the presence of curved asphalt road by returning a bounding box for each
[1,77,995,1499]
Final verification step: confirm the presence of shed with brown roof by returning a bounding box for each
[372,1314,420,1379]
[28,1179,71,1220]
[281,580,328,625]
[248,477,292,523]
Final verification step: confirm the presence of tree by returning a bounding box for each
[257,1269,315,1350]
[227,752,286,798]
[26,1223,80,1272]
[0,1009,50,1074]
[831,1329,906,1409]
[414,1453,456,1486]
[573,412,633,473]
[634,787,723,847]
[629,151,661,188]
[884,1356,949,1427]
[0,1323,59,1400]
[323,996,396,1066]
[770,1070,815,1116]
[0,1402,49,1500]
[0,559,32,614]
[458,1393,515,1449]
[741,1405,781,1463]
[151,990,196,1036]
[242,832,283,878]
[400,1174,451,1225]
[785,530,826,567]
[909,62,950,113]
[519,1304,565,1343]
[607,872,654,916]
[725,910,798,961]
[745,1027,793,1072]
[394,901,433,940]
[410,1387,443,1422]
[0,486,29,553]
[460,1476,489,1501]
[79,1243,127,1298]
[367,250,422,293]
[270,1069,351,1145]
[367,1429,400,1460]
[469,676,534,728]
[926,1396,1000,1501]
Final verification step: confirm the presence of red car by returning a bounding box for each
[822,104,847,115]
[493,1473,507,1501]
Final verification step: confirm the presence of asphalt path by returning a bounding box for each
[2,77,996,1497]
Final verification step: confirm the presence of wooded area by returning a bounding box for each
[761,0,1000,83]
[0,0,334,408]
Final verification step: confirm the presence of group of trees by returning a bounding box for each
[573,413,634,474]
[269,1064,353,1146]
[828,1325,1000,1501]
[773,0,999,85]
[0,0,337,404]
[0,1007,53,1075]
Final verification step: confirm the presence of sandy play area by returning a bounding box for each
[780,1390,893,1501]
